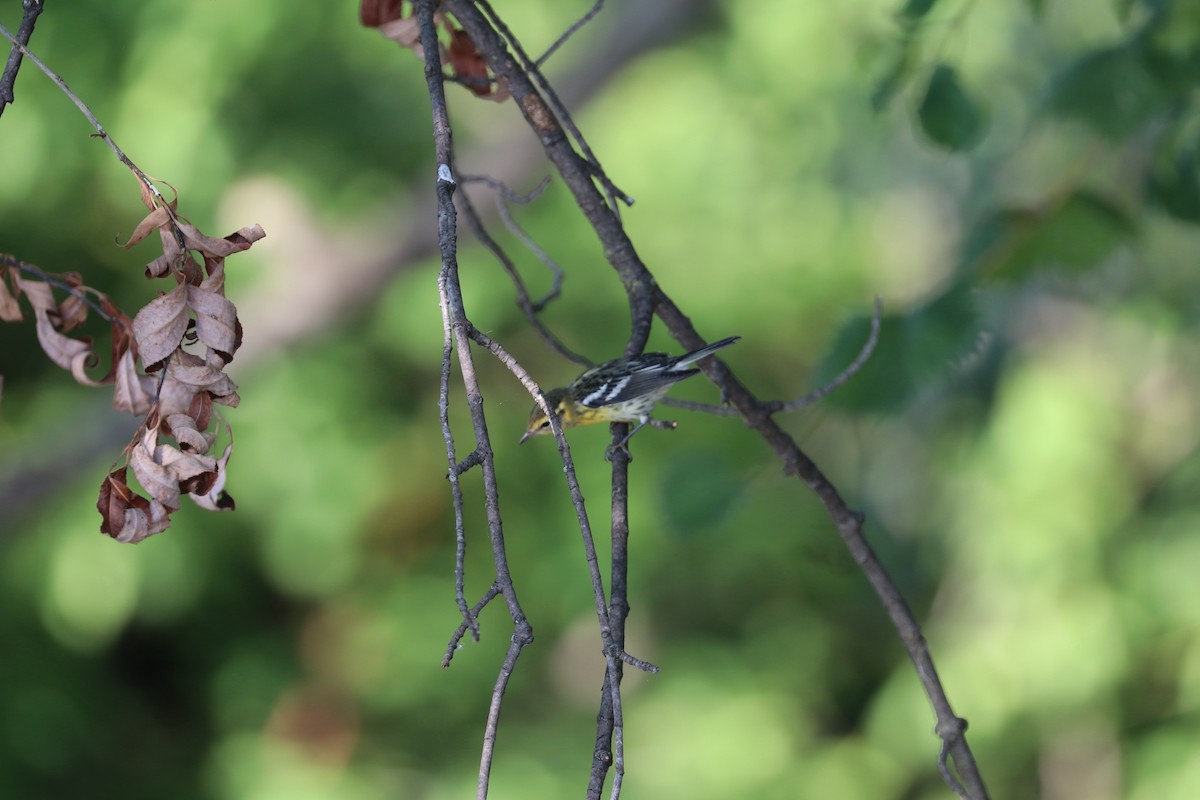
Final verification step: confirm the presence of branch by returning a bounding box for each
[460,175,563,311]
[457,175,592,366]
[457,0,654,358]
[0,22,155,201]
[0,0,44,118]
[537,0,604,67]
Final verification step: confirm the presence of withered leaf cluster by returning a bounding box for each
[1,195,264,543]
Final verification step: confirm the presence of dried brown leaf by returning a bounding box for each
[191,440,236,512]
[211,390,241,409]
[10,278,96,381]
[99,468,141,533]
[95,312,136,385]
[112,349,155,414]
[0,268,25,321]
[360,0,406,27]
[130,426,219,514]
[187,389,213,432]
[165,350,238,399]
[187,285,239,361]
[177,221,256,259]
[117,500,172,543]
[120,206,172,249]
[154,373,200,418]
[130,438,182,512]
[98,468,168,543]
[378,16,423,52]
[14,275,54,312]
[56,273,89,332]
[133,284,189,369]
[448,28,502,99]
[165,412,216,453]
[224,224,267,249]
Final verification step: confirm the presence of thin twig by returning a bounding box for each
[461,174,565,311]
[771,296,883,411]
[474,0,634,212]
[537,0,604,66]
[0,0,45,118]
[591,431,631,799]
[656,289,991,800]
[443,583,502,668]
[661,296,884,415]
[3,256,120,325]
[0,20,189,263]
[440,266,481,641]
[446,0,655,357]
[456,184,592,366]
[0,22,161,206]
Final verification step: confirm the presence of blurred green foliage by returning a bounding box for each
[3,0,1200,798]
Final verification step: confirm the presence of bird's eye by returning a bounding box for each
[539,420,551,430]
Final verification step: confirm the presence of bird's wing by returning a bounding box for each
[575,365,698,408]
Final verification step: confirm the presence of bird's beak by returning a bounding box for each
[518,430,533,445]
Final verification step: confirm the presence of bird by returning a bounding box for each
[520,336,740,447]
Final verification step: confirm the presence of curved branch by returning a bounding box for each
[662,295,883,416]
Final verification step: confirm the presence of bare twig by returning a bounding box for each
[537,0,605,66]
[461,174,564,311]
[0,0,45,118]
[443,583,502,668]
[662,296,884,416]
[474,0,634,216]
[439,263,481,641]
[0,20,187,260]
[446,0,655,358]
[3,256,120,325]
[0,23,154,199]
[590,432,631,800]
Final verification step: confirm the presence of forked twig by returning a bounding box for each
[662,296,883,416]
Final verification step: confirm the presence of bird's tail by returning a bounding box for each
[673,336,740,368]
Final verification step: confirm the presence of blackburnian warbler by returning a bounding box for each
[520,336,740,445]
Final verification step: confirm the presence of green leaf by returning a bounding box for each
[916,64,987,151]
[967,191,1137,281]
[1147,146,1200,223]
[812,287,982,414]
[1047,43,1169,139]
[899,0,939,21]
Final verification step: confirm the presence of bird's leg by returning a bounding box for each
[604,417,679,460]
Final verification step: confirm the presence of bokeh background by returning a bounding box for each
[3,0,1200,798]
